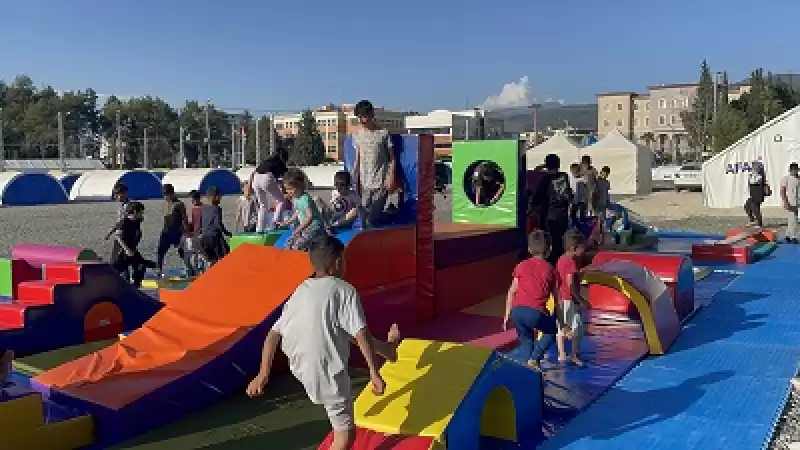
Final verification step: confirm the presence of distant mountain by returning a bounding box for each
[486,103,598,134]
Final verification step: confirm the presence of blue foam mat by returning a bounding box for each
[542,247,800,449]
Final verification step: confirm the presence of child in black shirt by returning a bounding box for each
[199,186,233,266]
[109,201,156,287]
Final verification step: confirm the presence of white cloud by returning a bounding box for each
[481,76,533,110]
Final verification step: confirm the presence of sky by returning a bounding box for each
[2,0,799,113]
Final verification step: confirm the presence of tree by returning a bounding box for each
[710,102,748,153]
[288,109,325,166]
[680,60,714,153]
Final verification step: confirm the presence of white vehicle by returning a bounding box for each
[651,165,681,189]
[672,164,702,191]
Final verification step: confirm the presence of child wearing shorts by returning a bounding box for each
[555,230,591,366]
[279,168,327,251]
[503,230,559,371]
[246,235,401,450]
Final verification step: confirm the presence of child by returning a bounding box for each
[327,170,363,233]
[236,181,258,233]
[199,186,233,266]
[250,156,288,232]
[596,166,612,214]
[569,163,587,223]
[472,162,505,207]
[109,201,157,288]
[184,190,206,276]
[156,184,188,276]
[246,235,401,450]
[503,230,558,371]
[0,348,14,385]
[278,168,327,251]
[555,230,591,366]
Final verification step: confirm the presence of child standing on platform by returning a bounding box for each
[555,230,591,366]
[246,235,401,450]
[199,187,233,266]
[109,201,157,288]
[279,169,327,251]
[503,230,558,371]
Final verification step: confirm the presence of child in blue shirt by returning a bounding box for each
[278,168,327,251]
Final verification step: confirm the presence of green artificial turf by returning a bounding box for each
[13,339,117,376]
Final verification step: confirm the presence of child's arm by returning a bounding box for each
[354,328,387,395]
[489,183,505,204]
[503,277,518,330]
[571,272,590,309]
[293,206,314,234]
[280,210,299,227]
[218,207,232,237]
[113,234,135,257]
[246,330,281,397]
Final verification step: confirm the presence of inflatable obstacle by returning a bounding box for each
[691,227,773,264]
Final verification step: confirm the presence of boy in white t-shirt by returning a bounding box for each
[247,235,400,450]
[569,163,588,222]
[326,170,363,233]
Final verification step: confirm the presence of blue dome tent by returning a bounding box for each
[0,172,68,206]
[69,170,162,201]
[161,168,241,196]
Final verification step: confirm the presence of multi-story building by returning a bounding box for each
[597,82,751,158]
[404,109,505,157]
[273,104,410,161]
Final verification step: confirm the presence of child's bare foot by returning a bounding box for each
[569,355,584,366]
[526,359,542,372]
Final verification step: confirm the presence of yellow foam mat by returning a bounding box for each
[355,339,492,439]
[8,415,94,450]
[0,394,45,438]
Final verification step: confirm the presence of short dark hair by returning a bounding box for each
[527,229,551,257]
[601,166,611,174]
[206,186,220,197]
[791,163,799,171]
[569,163,580,170]
[308,235,345,271]
[354,100,375,118]
[189,190,201,201]
[333,170,351,187]
[257,156,288,178]
[125,201,145,214]
[544,154,560,170]
[113,183,128,194]
[563,229,585,250]
[284,168,308,190]
[162,184,175,195]
[581,155,592,165]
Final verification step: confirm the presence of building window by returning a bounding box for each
[603,120,610,127]
[617,103,623,111]
[658,99,667,109]
[327,132,337,139]
[658,115,666,125]
[633,103,639,111]
[645,117,650,126]
[646,103,650,111]
[634,118,639,127]
[670,115,677,125]
[616,119,623,127]
[672,99,679,108]
[604,104,610,112]
[328,145,338,153]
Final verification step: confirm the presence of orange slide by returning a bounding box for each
[31,244,313,447]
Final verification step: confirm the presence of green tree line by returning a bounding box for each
[681,61,800,156]
[0,75,325,168]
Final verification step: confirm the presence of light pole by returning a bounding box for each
[179,126,185,169]
[0,107,4,172]
[205,99,212,167]
[230,123,236,170]
[116,111,122,169]
[255,117,261,164]
[269,114,276,157]
[143,128,149,169]
[712,71,723,152]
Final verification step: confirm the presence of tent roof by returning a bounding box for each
[532,131,581,153]
[586,128,652,154]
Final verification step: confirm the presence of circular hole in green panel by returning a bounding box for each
[464,160,506,207]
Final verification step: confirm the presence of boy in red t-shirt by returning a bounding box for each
[555,230,591,366]
[503,230,558,371]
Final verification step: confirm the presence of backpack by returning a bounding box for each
[548,172,571,209]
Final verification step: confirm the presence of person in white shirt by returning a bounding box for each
[780,162,800,243]
[250,156,288,232]
[246,236,401,450]
[569,163,587,222]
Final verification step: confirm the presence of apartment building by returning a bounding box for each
[597,83,751,157]
[404,109,504,157]
[273,104,410,160]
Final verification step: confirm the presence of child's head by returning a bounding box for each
[354,100,376,128]
[113,183,128,202]
[527,229,551,258]
[162,183,176,200]
[125,201,145,220]
[242,181,252,197]
[600,166,610,179]
[206,186,221,205]
[333,170,352,196]
[189,190,202,205]
[580,154,592,170]
[569,163,580,177]
[563,230,585,258]
[309,235,346,276]
[544,153,560,172]
[283,168,308,198]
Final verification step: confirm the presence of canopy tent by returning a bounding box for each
[703,105,800,208]
[236,167,255,182]
[69,170,162,201]
[525,131,581,170]
[582,129,653,195]
[161,168,241,196]
[3,159,105,172]
[0,171,68,206]
[237,164,344,189]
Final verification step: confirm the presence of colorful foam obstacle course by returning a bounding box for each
[0,244,160,357]
[319,339,543,450]
[228,229,285,251]
[690,226,768,264]
[589,251,696,320]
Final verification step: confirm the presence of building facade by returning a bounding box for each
[597,82,751,160]
[404,109,505,157]
[273,104,410,161]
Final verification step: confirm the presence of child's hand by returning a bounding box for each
[124,249,135,257]
[246,373,269,397]
[370,371,386,395]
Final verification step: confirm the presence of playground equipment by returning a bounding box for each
[691,226,775,264]
[0,244,160,357]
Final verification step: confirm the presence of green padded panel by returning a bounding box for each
[229,231,284,251]
[753,242,778,260]
[76,248,100,261]
[451,140,522,227]
[0,259,12,298]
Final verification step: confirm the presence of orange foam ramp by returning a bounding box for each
[31,244,313,447]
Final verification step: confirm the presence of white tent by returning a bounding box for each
[703,104,800,208]
[582,129,653,195]
[526,131,580,169]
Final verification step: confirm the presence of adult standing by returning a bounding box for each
[532,153,573,263]
[580,154,599,216]
[744,161,769,227]
[351,100,398,228]
[250,156,288,232]
[780,162,800,243]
